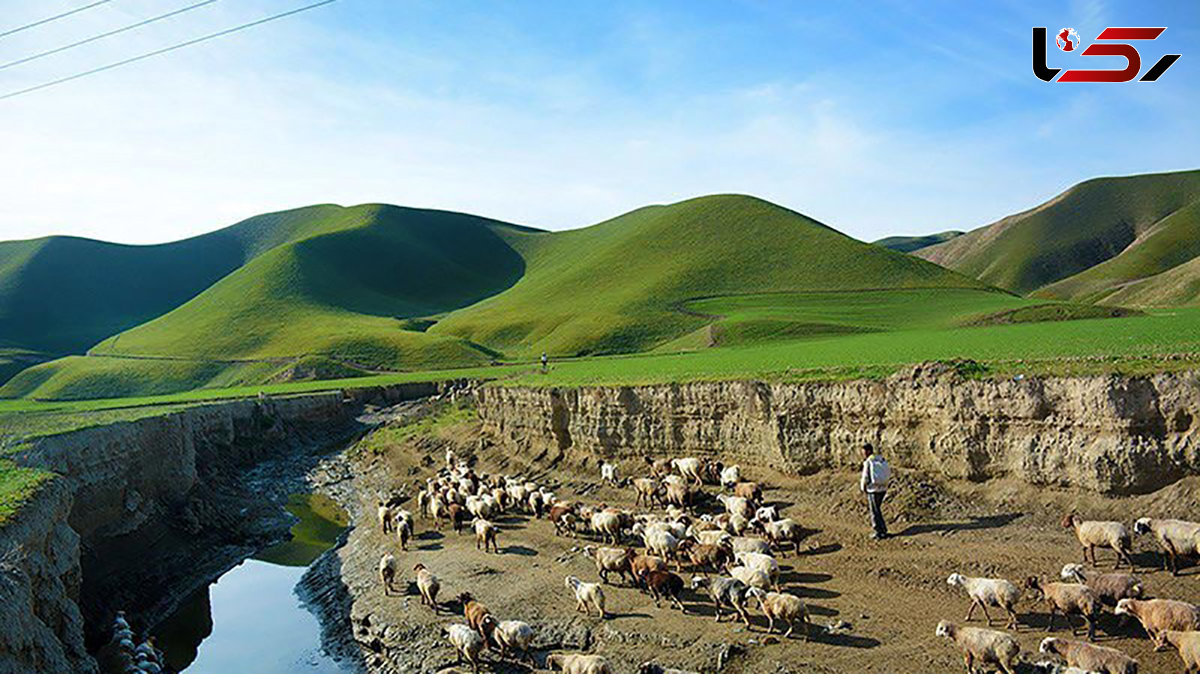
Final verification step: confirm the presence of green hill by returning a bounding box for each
[916,170,1200,301]
[430,194,988,357]
[874,231,963,253]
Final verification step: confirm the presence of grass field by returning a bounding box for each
[873,230,963,253]
[0,460,55,526]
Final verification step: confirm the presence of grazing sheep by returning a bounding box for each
[690,575,753,625]
[546,653,614,674]
[473,518,500,553]
[1133,518,1200,575]
[583,546,635,585]
[378,553,399,595]
[946,573,1022,629]
[641,528,682,564]
[458,592,491,633]
[479,616,535,663]
[733,481,762,504]
[590,509,630,545]
[1025,577,1099,641]
[735,551,781,590]
[1063,514,1135,569]
[713,513,750,536]
[677,540,732,574]
[747,587,809,639]
[443,623,485,674]
[663,480,694,509]
[720,465,741,490]
[644,456,673,478]
[630,552,669,589]
[632,478,662,507]
[1039,637,1137,674]
[693,529,732,548]
[1162,630,1200,673]
[760,518,806,555]
[935,621,1019,674]
[643,569,686,611]
[729,536,773,556]
[550,503,578,537]
[601,462,620,486]
[1031,662,1097,674]
[378,501,394,534]
[753,505,780,524]
[671,457,704,486]
[1060,564,1143,607]
[565,576,607,618]
[1115,598,1200,650]
[413,563,440,611]
[728,564,772,591]
[717,494,753,521]
[639,663,699,674]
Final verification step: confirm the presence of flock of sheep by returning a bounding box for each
[938,515,1200,673]
[372,450,816,673]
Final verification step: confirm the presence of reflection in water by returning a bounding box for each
[153,493,350,673]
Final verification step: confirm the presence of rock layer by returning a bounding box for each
[477,364,1200,495]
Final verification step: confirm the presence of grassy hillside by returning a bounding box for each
[432,194,987,358]
[917,170,1200,298]
[874,231,963,253]
[88,205,526,366]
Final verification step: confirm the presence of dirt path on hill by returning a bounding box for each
[312,406,1200,674]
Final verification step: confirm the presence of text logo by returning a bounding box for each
[1033,27,1181,82]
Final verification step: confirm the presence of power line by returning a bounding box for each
[0,1,114,41]
[0,0,220,73]
[0,0,338,102]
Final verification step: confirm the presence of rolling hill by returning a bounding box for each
[916,169,1200,303]
[429,194,989,357]
[874,231,963,253]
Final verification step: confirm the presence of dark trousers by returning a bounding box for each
[867,491,887,536]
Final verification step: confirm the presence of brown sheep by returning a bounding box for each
[458,592,491,633]
[584,546,635,585]
[630,552,670,590]
[733,481,763,503]
[547,652,613,674]
[632,478,663,507]
[1115,597,1200,650]
[644,569,686,612]
[644,456,672,478]
[1039,637,1137,674]
[676,540,732,574]
[1025,577,1099,641]
[936,621,1019,674]
[550,503,577,537]
[1163,630,1200,673]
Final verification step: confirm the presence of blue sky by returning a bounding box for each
[0,0,1195,244]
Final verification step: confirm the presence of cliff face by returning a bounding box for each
[0,478,90,673]
[0,382,443,674]
[477,365,1200,495]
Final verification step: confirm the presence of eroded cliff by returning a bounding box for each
[476,364,1200,495]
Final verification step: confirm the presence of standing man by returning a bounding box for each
[859,442,891,540]
[540,352,549,374]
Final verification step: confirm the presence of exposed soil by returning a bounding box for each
[312,401,1200,674]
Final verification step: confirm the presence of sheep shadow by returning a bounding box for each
[418,530,445,541]
[791,586,840,600]
[804,603,839,618]
[802,542,842,557]
[783,571,833,584]
[895,513,1022,537]
[503,545,538,557]
[417,542,444,551]
[807,629,880,649]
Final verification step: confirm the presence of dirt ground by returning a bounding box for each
[329,406,1200,674]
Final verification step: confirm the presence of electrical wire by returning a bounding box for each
[0,0,337,102]
[0,1,114,40]
[0,0,220,73]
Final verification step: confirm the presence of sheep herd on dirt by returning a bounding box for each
[372,449,816,673]
[938,514,1200,673]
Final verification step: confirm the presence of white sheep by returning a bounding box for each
[935,621,1019,674]
[729,536,773,556]
[1062,514,1134,569]
[946,573,1022,629]
[565,575,607,618]
[734,551,780,590]
[590,509,627,545]
[546,653,614,674]
[1039,637,1137,674]
[443,623,485,673]
[719,465,741,490]
[378,553,398,595]
[642,528,681,563]
[601,462,620,486]
[473,517,500,553]
[479,616,535,663]
[638,663,698,674]
[727,564,772,590]
[413,563,440,611]
[716,494,753,520]
[671,457,704,486]
[1133,517,1200,575]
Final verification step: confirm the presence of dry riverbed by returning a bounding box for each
[306,402,1200,673]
